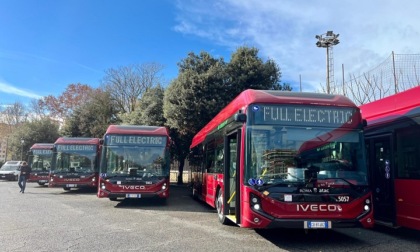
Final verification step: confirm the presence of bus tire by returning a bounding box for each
[109,198,118,201]
[216,189,229,225]
[38,182,45,186]
[63,187,71,191]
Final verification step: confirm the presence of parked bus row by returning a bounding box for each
[26,125,172,201]
[16,87,420,231]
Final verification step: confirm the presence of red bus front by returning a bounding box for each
[28,143,54,186]
[98,177,169,200]
[97,126,171,201]
[49,138,100,191]
[49,172,98,190]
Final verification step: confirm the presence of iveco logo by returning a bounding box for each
[297,204,342,212]
[118,185,146,190]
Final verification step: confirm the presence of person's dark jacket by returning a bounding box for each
[20,164,32,180]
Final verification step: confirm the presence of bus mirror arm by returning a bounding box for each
[362,119,367,128]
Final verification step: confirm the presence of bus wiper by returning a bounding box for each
[255,180,304,191]
[102,174,127,179]
[260,172,305,181]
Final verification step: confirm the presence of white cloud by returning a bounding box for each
[173,0,420,91]
[0,81,42,100]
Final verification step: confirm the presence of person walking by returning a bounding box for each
[18,161,31,193]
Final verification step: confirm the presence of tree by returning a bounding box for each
[164,51,227,184]
[164,48,286,184]
[122,85,166,126]
[225,46,285,100]
[102,63,164,114]
[0,102,27,131]
[8,119,60,160]
[61,89,120,138]
[38,83,94,120]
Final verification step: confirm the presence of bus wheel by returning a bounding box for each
[216,189,229,225]
[63,187,71,191]
[109,198,118,201]
[192,188,198,200]
[38,182,45,186]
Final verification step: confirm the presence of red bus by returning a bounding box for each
[97,125,171,201]
[360,86,420,230]
[28,143,54,186]
[49,137,101,191]
[190,89,374,229]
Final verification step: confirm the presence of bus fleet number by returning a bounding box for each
[337,196,350,202]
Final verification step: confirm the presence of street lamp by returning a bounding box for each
[315,31,340,94]
[20,138,24,161]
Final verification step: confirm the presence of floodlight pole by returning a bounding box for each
[316,31,340,94]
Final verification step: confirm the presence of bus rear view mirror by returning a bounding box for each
[234,113,247,123]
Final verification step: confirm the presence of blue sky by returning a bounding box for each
[1,0,419,106]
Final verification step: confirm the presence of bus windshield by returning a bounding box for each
[246,125,367,186]
[31,154,53,171]
[55,150,96,173]
[102,146,168,177]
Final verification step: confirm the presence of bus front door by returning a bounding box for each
[367,135,396,225]
[223,130,239,225]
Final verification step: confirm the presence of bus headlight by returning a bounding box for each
[250,193,261,212]
[364,197,372,212]
[92,177,96,182]
[161,183,167,190]
[101,183,105,190]
[253,204,261,210]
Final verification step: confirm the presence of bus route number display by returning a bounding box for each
[252,104,357,127]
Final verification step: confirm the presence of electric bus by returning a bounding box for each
[361,85,420,230]
[49,137,101,191]
[190,89,374,229]
[27,143,54,185]
[97,125,171,201]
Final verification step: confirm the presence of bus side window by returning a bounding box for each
[205,140,216,173]
[205,151,215,173]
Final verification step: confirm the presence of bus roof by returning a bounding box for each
[54,137,100,145]
[360,85,420,126]
[190,89,357,149]
[104,125,170,136]
[30,143,54,150]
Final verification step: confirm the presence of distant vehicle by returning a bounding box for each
[0,161,24,181]
[28,143,54,186]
